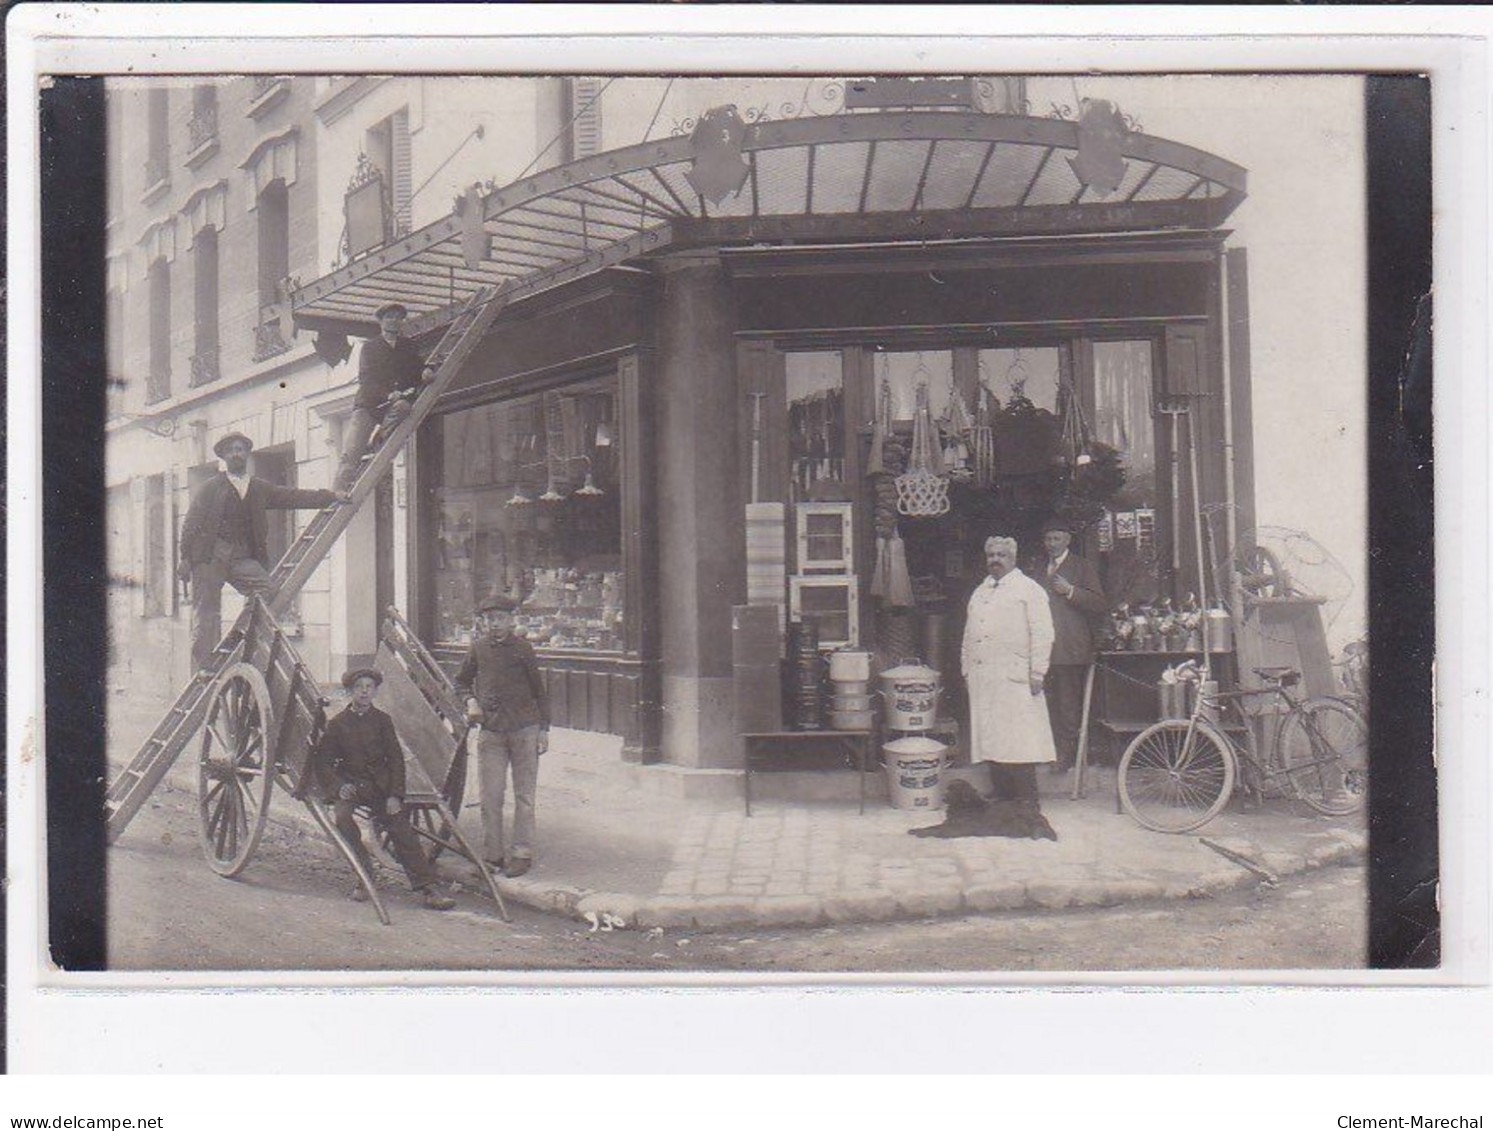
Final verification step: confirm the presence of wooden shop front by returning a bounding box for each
[289,104,1253,770]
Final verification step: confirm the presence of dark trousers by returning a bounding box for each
[190,539,271,670]
[988,763,1040,808]
[333,799,439,891]
[336,398,412,491]
[1044,664,1089,771]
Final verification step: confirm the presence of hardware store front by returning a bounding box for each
[291,108,1254,770]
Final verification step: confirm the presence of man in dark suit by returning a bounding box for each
[311,668,457,910]
[1036,517,1108,774]
[177,432,343,670]
[334,301,431,492]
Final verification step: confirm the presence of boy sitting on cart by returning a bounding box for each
[314,668,457,911]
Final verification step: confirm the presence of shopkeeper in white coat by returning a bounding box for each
[961,535,1059,823]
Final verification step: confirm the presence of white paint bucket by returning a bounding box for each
[883,735,948,810]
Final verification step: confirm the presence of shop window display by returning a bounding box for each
[786,351,845,504]
[875,349,953,422]
[431,376,624,651]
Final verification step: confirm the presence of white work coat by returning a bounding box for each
[962,568,1058,765]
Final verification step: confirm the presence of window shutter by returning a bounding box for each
[130,477,147,618]
[571,78,604,159]
[390,108,412,234]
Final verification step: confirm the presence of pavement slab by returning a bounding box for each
[108,697,1369,934]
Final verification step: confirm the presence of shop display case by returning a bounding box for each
[790,574,860,648]
[795,501,854,573]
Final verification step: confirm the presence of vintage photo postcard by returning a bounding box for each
[7,7,1485,1078]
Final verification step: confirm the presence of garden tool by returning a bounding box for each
[1158,399,1188,573]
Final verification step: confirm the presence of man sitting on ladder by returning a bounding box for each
[335,301,434,493]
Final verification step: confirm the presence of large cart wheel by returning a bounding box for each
[1118,719,1236,834]
[197,663,276,877]
[1275,697,1368,816]
[1237,545,1287,599]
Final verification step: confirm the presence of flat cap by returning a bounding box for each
[213,432,254,458]
[477,595,518,615]
[374,302,409,321]
[341,667,384,690]
[1040,516,1072,535]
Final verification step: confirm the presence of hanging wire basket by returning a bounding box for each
[895,382,950,517]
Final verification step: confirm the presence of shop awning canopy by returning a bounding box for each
[290,109,1247,339]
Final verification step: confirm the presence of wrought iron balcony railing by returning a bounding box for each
[189,348,221,387]
[187,104,219,153]
[253,318,290,362]
[145,364,171,405]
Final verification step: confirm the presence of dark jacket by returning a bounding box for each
[355,334,424,411]
[1034,551,1108,666]
[312,702,407,804]
[455,633,551,734]
[179,474,338,568]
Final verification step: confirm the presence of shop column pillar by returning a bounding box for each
[654,254,745,769]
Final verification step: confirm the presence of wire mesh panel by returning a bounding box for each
[808,141,872,213]
[968,142,1049,209]
[917,138,995,211]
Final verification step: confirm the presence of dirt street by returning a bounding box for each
[107,785,1366,974]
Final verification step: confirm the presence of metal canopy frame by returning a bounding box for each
[291,110,1247,339]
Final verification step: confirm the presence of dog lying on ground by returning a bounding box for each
[908,779,1058,841]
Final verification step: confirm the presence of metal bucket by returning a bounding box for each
[879,659,942,731]
[1205,609,1234,653]
[883,734,948,810]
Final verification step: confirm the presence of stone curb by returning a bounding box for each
[137,762,1367,933]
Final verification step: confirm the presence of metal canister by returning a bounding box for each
[1205,608,1233,653]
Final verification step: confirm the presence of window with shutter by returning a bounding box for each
[191,227,220,385]
[566,78,604,160]
[146,257,171,403]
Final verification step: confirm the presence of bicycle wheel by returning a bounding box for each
[1275,697,1368,816]
[1118,720,1236,834]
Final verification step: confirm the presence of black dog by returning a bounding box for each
[909,778,1058,842]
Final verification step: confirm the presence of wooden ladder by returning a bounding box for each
[105,285,510,843]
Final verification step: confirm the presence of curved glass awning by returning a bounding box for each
[290,109,1247,338]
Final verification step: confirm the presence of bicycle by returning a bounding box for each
[1117,663,1368,834]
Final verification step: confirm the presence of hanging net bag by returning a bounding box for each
[896,383,950,517]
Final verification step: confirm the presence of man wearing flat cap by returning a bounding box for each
[455,595,550,878]
[335,301,432,492]
[310,667,456,910]
[177,432,343,671]
[1035,517,1107,774]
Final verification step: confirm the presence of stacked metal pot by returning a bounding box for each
[787,620,825,730]
[827,647,874,730]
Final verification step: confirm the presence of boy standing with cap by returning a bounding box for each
[177,431,344,671]
[313,667,456,910]
[455,596,550,878]
[335,301,433,492]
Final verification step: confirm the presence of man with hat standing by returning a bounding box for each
[1036,517,1108,774]
[177,432,344,671]
[311,667,456,910]
[455,595,550,878]
[335,301,432,493]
